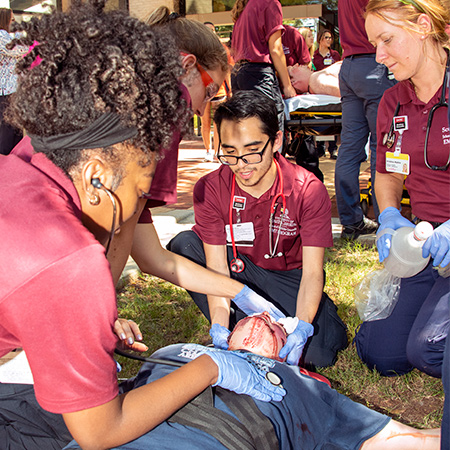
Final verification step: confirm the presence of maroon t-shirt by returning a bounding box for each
[282,25,311,67]
[138,84,191,224]
[0,152,118,413]
[192,153,332,271]
[312,49,341,72]
[376,80,450,224]
[338,0,375,58]
[231,0,284,63]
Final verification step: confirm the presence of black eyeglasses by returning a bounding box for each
[217,138,271,166]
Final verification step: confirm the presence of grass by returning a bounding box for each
[116,238,444,429]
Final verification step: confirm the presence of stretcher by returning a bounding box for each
[284,94,342,139]
[283,94,342,181]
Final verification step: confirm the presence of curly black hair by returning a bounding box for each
[7,0,189,172]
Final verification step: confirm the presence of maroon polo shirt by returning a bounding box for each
[338,0,375,58]
[231,0,284,63]
[0,152,118,413]
[376,80,450,224]
[312,49,341,72]
[192,153,332,271]
[282,25,311,67]
[138,84,191,223]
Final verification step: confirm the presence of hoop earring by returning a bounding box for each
[89,194,100,205]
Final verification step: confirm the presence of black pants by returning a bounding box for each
[231,62,285,136]
[167,231,348,368]
[0,95,22,156]
[0,383,72,449]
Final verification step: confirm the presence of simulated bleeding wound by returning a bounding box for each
[227,312,287,361]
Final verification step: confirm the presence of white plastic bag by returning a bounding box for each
[354,268,401,322]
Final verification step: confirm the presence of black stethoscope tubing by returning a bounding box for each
[115,348,284,387]
[424,56,450,171]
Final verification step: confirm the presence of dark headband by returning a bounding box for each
[29,112,138,152]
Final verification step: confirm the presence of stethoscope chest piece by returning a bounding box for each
[265,371,283,388]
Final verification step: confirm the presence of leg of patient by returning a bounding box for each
[361,420,440,450]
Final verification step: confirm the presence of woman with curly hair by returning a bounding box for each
[103,6,272,334]
[0,1,282,449]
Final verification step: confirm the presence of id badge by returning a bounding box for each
[386,152,410,175]
[323,58,333,66]
[225,222,255,247]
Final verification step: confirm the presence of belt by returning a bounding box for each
[346,53,375,60]
[236,60,274,67]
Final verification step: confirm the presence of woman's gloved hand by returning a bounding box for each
[209,323,230,350]
[278,319,314,366]
[423,219,450,268]
[376,207,414,262]
[204,349,286,402]
[233,285,285,321]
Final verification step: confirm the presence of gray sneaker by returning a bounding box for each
[341,217,378,239]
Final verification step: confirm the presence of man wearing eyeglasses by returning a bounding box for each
[168,91,348,369]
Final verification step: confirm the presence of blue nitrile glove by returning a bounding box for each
[376,207,414,262]
[423,219,450,268]
[233,285,286,321]
[209,323,230,350]
[278,320,314,366]
[204,349,286,402]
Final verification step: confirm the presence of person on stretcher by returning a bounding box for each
[65,313,440,450]
[288,61,342,98]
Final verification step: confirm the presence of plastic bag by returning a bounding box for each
[354,268,401,322]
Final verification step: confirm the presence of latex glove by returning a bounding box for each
[423,219,450,268]
[209,323,230,350]
[376,207,414,262]
[233,285,285,321]
[204,349,286,402]
[278,320,314,366]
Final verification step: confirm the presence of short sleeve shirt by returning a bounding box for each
[282,26,311,67]
[138,84,191,223]
[338,0,375,58]
[0,153,119,413]
[312,49,341,72]
[231,0,284,63]
[376,80,450,224]
[192,154,332,271]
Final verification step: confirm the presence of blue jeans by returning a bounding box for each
[335,55,396,225]
[354,263,450,378]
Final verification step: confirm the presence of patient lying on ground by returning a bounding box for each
[65,312,441,450]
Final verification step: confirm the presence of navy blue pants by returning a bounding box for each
[335,55,396,225]
[441,74,450,450]
[354,263,450,378]
[167,230,348,368]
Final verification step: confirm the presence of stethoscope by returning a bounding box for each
[91,178,117,255]
[228,159,286,273]
[115,348,284,387]
[383,53,450,171]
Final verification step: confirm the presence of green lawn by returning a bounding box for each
[116,238,443,429]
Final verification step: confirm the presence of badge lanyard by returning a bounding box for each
[228,159,286,273]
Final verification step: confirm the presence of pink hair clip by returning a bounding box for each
[25,40,42,69]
